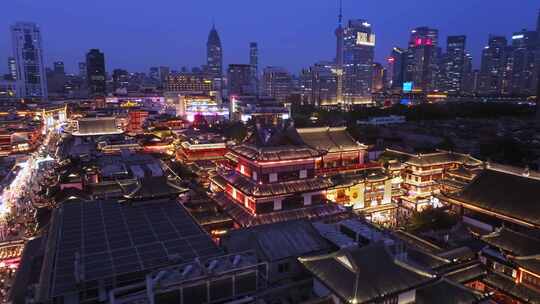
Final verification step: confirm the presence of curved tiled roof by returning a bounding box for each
[383,149,483,167]
[297,126,367,153]
[299,245,434,303]
[447,168,540,227]
[212,171,333,197]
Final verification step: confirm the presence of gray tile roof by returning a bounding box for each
[223,220,332,262]
[447,168,540,227]
[299,245,435,303]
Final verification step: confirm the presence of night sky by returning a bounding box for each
[1,0,538,75]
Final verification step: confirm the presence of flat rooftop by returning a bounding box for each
[39,198,221,300]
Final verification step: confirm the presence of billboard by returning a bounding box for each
[356,32,376,46]
[403,82,413,93]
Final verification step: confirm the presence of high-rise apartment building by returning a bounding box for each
[86,49,106,97]
[343,19,375,104]
[11,22,48,100]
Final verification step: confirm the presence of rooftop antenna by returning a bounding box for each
[338,0,343,26]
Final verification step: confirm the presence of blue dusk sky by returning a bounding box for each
[1,0,538,74]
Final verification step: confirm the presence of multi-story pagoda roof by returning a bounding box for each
[213,192,346,227]
[212,171,334,197]
[230,122,325,162]
[383,149,483,167]
[297,126,367,153]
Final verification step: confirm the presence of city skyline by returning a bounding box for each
[1,0,538,74]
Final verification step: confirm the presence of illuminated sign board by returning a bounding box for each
[512,34,524,40]
[356,32,376,46]
[403,82,413,92]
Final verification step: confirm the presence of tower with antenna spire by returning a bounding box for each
[335,0,344,107]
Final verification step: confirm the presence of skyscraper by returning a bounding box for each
[461,52,475,95]
[206,24,223,91]
[443,35,467,94]
[388,47,406,91]
[228,64,254,96]
[343,19,375,105]
[249,42,259,94]
[47,61,66,96]
[7,57,16,80]
[479,35,509,95]
[404,26,439,93]
[11,22,48,100]
[509,30,538,96]
[86,49,106,97]
[335,0,344,106]
[300,61,337,106]
[53,61,65,75]
[263,67,293,103]
[372,63,385,93]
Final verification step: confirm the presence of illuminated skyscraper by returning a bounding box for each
[509,30,538,95]
[479,35,509,95]
[7,57,16,80]
[404,26,439,93]
[300,61,337,106]
[86,49,106,97]
[206,24,223,91]
[249,42,259,94]
[343,19,375,104]
[263,67,292,103]
[11,22,48,100]
[372,63,385,93]
[443,35,467,94]
[387,47,405,91]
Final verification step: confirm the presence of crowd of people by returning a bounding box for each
[0,130,60,302]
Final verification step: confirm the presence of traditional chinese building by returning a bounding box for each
[299,244,490,304]
[126,110,148,134]
[381,149,483,213]
[176,131,228,164]
[297,126,368,175]
[438,164,540,231]
[210,122,345,227]
[475,227,540,303]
